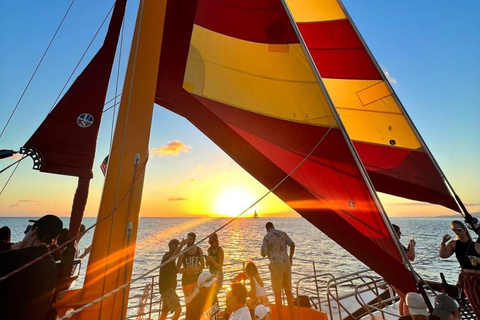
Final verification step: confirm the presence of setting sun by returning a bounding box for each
[214,189,256,217]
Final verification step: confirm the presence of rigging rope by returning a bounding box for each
[56,116,341,319]
[0,157,148,283]
[0,156,26,196]
[49,4,116,112]
[0,0,76,141]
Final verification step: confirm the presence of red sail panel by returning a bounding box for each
[292,1,459,212]
[22,0,127,179]
[154,0,417,294]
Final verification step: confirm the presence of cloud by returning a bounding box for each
[8,199,40,208]
[196,164,205,170]
[387,202,433,207]
[383,70,397,85]
[181,179,197,187]
[167,197,188,201]
[150,140,192,157]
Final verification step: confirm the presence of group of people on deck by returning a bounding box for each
[393,220,480,320]
[0,216,478,320]
[158,222,296,320]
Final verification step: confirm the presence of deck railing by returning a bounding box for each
[126,257,323,320]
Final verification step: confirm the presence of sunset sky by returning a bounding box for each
[0,0,479,219]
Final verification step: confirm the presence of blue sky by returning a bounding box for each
[0,0,479,218]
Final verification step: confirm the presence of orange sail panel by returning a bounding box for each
[155,0,416,294]
[289,0,459,211]
[21,0,127,179]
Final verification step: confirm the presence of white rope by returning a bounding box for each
[58,116,340,319]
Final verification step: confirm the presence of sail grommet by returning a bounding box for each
[389,139,396,146]
[348,200,356,209]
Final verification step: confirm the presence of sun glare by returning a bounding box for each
[214,189,256,217]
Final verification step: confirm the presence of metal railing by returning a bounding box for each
[126,257,324,320]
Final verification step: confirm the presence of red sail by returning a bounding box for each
[290,1,459,212]
[21,0,127,179]
[154,0,417,294]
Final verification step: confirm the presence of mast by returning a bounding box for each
[55,0,167,319]
[279,0,418,285]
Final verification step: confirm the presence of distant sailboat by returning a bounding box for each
[253,210,259,218]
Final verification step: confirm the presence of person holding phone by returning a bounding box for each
[439,220,480,317]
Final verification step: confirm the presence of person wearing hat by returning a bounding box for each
[398,292,428,320]
[185,271,220,320]
[432,294,460,320]
[159,238,187,320]
[254,305,271,320]
[0,214,63,320]
[226,282,251,320]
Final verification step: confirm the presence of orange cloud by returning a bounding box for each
[8,199,40,208]
[150,140,191,157]
[167,197,188,201]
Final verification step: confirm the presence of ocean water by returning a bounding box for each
[1,216,464,284]
[0,216,466,316]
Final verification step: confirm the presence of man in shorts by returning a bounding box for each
[260,222,295,320]
[159,238,186,320]
[177,232,204,307]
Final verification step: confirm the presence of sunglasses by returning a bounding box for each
[451,228,463,232]
[24,225,34,234]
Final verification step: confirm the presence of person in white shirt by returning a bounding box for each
[227,282,252,320]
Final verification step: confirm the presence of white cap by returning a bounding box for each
[254,305,270,319]
[197,272,216,288]
[406,292,428,316]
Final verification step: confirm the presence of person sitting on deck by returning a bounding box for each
[0,214,63,320]
[0,226,12,252]
[398,292,428,320]
[431,294,460,320]
[185,271,220,320]
[227,282,252,320]
[254,305,271,320]
[244,261,270,319]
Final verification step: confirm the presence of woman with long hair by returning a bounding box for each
[439,220,480,317]
[205,232,224,288]
[245,261,271,319]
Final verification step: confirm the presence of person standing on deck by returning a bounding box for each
[159,238,187,320]
[439,220,480,318]
[177,232,204,307]
[206,232,224,289]
[392,224,416,316]
[260,222,295,320]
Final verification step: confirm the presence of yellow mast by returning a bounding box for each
[55,1,167,319]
